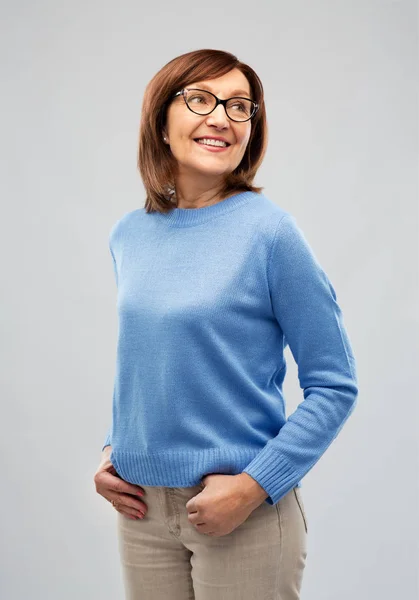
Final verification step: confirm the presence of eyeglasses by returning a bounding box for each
[172,88,259,122]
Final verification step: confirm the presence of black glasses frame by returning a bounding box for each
[172,88,259,122]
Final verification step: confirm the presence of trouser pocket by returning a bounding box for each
[293,487,308,533]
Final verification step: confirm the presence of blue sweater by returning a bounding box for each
[102,191,358,505]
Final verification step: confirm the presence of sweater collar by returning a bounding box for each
[154,191,258,227]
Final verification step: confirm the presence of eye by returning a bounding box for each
[189,94,209,104]
[226,98,253,118]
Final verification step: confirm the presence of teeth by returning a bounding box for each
[196,138,227,147]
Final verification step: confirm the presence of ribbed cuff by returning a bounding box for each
[242,448,300,505]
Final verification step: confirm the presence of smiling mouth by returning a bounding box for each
[193,138,232,147]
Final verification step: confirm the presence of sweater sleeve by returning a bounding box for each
[102,427,112,451]
[101,237,119,452]
[242,214,359,505]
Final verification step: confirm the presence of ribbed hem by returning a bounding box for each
[153,191,259,228]
[109,446,302,505]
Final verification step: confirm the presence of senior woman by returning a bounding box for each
[94,48,358,600]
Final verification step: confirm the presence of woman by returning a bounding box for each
[94,48,358,600]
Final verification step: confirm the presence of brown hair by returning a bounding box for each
[137,48,268,213]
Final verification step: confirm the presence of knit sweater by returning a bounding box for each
[102,191,358,506]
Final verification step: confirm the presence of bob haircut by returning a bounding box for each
[138,48,268,213]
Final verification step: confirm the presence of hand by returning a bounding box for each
[94,446,148,520]
[185,474,261,538]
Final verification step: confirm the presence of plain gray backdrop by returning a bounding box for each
[1,1,418,599]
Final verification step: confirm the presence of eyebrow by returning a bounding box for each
[189,83,252,98]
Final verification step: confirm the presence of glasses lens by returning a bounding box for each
[185,90,255,121]
[226,98,255,121]
[185,90,216,114]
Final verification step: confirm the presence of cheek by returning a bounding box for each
[167,107,198,141]
[177,126,199,146]
[236,137,251,154]
[235,127,251,148]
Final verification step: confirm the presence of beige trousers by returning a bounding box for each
[116,481,308,600]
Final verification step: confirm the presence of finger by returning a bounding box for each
[110,497,145,519]
[101,470,145,497]
[117,492,148,514]
[120,506,145,519]
[112,474,145,497]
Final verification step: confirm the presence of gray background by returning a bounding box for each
[1,1,417,598]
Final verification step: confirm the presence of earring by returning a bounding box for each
[163,136,167,142]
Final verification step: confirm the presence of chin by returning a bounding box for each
[186,161,233,177]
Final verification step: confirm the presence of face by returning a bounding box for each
[163,68,253,181]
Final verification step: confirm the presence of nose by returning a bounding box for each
[205,103,230,129]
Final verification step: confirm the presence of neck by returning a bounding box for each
[172,173,226,209]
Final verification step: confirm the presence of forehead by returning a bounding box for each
[188,70,251,97]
